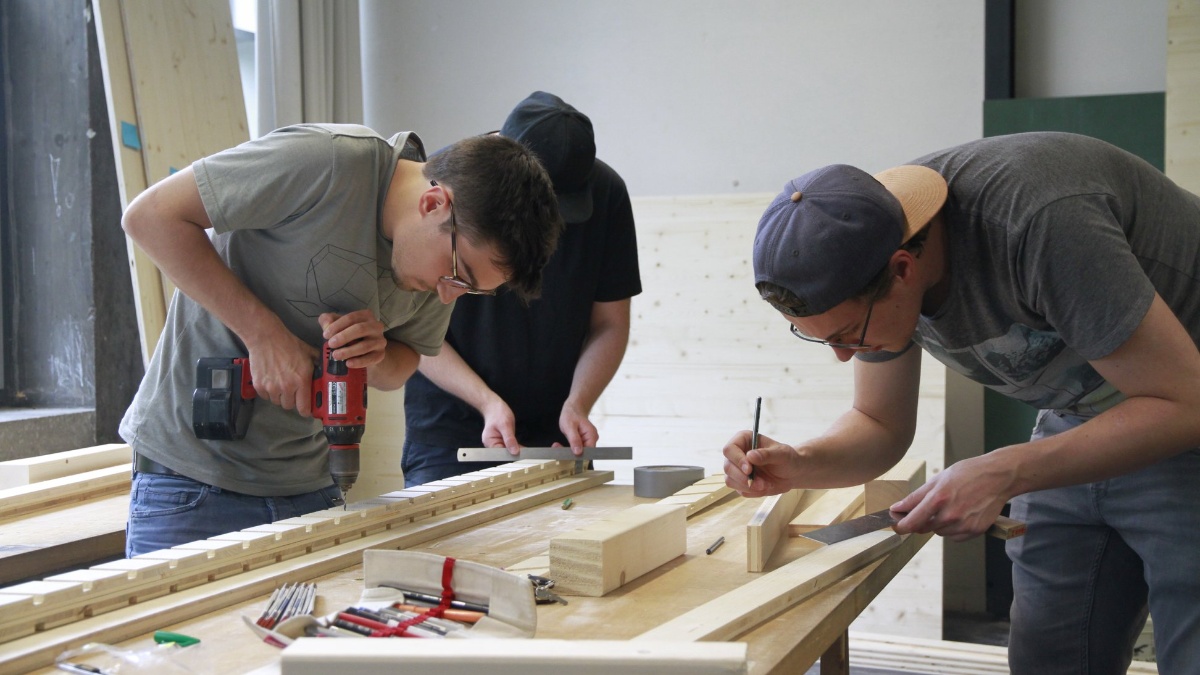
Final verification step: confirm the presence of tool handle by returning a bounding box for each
[986,515,1027,540]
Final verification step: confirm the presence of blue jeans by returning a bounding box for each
[401,439,504,487]
[1007,409,1200,674]
[125,471,343,557]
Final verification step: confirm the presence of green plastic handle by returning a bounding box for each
[153,630,201,647]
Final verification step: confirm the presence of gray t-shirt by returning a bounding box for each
[859,132,1200,416]
[119,124,453,495]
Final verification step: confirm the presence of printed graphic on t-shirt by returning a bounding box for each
[286,244,402,325]
[916,322,1109,412]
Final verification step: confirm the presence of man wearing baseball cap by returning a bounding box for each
[402,91,642,484]
[726,132,1200,673]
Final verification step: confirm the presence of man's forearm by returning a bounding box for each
[367,341,421,391]
[791,407,915,489]
[564,317,628,415]
[123,168,291,350]
[416,342,500,411]
[992,395,1200,499]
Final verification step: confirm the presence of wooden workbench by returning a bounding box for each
[30,482,925,675]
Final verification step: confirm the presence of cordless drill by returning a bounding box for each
[192,341,367,500]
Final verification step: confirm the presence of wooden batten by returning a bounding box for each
[0,444,131,490]
[745,489,804,572]
[636,530,903,643]
[280,638,749,675]
[0,465,130,523]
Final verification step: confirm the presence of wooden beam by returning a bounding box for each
[549,503,687,597]
[635,530,901,643]
[746,489,804,572]
[0,465,130,522]
[820,631,850,675]
[0,493,128,586]
[0,444,130,489]
[279,638,749,675]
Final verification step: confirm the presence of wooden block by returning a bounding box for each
[132,546,242,590]
[0,595,36,642]
[746,489,804,572]
[505,472,729,580]
[635,530,902,643]
[0,580,87,633]
[864,459,926,513]
[550,503,687,597]
[280,638,749,675]
[0,444,131,489]
[786,487,864,536]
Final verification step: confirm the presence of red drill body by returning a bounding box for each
[192,341,367,498]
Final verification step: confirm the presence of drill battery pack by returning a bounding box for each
[192,357,255,440]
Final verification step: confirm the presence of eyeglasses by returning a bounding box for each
[437,189,497,296]
[789,295,876,350]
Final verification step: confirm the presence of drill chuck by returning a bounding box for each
[328,445,360,495]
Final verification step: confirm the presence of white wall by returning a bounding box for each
[360,0,985,196]
[1015,0,1167,98]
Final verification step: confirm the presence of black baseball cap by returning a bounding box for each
[501,91,596,223]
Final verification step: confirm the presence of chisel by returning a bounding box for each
[800,509,1027,546]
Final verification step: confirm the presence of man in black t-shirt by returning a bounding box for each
[402,91,642,485]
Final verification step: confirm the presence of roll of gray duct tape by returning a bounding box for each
[633,465,706,498]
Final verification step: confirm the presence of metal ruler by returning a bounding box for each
[457,446,633,462]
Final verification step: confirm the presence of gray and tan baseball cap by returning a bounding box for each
[752,163,947,316]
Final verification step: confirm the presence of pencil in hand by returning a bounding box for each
[748,396,762,488]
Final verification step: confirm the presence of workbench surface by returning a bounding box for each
[32,483,925,675]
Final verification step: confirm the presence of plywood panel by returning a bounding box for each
[95,0,249,364]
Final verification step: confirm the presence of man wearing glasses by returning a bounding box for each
[402,92,642,486]
[119,125,561,555]
[725,132,1200,674]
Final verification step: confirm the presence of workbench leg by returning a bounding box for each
[820,630,850,675]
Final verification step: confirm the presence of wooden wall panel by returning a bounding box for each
[1168,0,1200,193]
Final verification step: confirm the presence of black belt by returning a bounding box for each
[133,454,185,477]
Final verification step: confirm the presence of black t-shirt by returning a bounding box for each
[404,158,642,447]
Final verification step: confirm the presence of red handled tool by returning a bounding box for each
[192,341,366,498]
